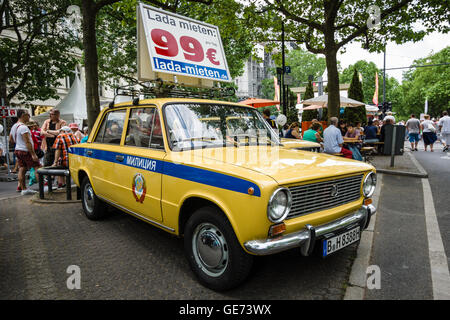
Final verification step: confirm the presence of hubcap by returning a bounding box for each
[192,223,228,277]
[83,183,95,213]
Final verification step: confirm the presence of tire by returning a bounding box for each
[81,176,108,220]
[184,206,253,291]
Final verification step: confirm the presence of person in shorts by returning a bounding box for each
[438,111,450,152]
[405,114,421,151]
[51,126,80,187]
[12,110,40,194]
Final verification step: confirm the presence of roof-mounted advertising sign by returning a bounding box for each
[137,3,231,87]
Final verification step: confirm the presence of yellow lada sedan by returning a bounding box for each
[69,98,377,291]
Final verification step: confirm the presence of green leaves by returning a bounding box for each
[0,0,80,104]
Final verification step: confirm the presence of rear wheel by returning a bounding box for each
[81,176,108,220]
[184,206,253,291]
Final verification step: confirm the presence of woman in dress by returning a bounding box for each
[421,115,437,152]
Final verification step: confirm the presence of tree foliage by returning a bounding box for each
[244,0,450,120]
[301,80,317,121]
[392,46,450,119]
[343,69,366,125]
[0,0,79,106]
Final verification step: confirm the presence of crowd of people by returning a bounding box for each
[262,108,450,161]
[5,109,88,195]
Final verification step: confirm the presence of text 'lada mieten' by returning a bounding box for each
[69,98,377,291]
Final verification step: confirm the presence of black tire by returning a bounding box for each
[184,206,253,291]
[81,176,108,220]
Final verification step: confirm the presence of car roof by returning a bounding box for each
[111,98,257,109]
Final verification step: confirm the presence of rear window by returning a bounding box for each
[94,109,126,144]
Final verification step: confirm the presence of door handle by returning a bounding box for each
[115,155,124,162]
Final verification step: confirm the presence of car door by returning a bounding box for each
[88,108,127,201]
[112,106,164,222]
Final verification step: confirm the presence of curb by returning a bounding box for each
[374,152,428,178]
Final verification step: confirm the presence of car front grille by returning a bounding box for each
[287,174,363,219]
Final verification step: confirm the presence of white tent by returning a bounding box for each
[33,75,87,127]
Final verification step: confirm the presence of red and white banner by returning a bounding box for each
[1,106,16,118]
[372,72,379,106]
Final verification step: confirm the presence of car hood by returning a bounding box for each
[182,146,374,186]
[280,138,320,149]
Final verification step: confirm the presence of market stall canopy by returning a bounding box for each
[365,105,379,112]
[301,94,365,107]
[33,75,87,127]
[239,98,280,108]
[300,104,325,111]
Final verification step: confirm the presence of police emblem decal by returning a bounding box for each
[132,173,146,203]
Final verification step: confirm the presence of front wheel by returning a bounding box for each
[184,206,253,291]
[81,176,108,220]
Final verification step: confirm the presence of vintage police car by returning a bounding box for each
[69,98,376,291]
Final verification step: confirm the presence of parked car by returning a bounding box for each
[69,98,377,291]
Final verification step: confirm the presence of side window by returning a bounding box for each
[125,107,164,150]
[94,109,126,144]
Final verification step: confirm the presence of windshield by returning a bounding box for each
[164,103,280,151]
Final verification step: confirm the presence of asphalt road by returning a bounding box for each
[413,147,450,266]
[0,195,357,300]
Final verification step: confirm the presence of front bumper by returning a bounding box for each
[244,204,376,256]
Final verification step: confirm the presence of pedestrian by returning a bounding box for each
[11,110,40,195]
[80,127,89,143]
[0,124,6,170]
[421,115,437,152]
[262,109,277,130]
[0,138,8,171]
[69,123,84,140]
[323,117,352,159]
[438,111,450,152]
[384,111,396,124]
[51,126,80,188]
[41,109,67,168]
[405,114,421,151]
[8,116,19,173]
[284,122,302,139]
[302,122,323,143]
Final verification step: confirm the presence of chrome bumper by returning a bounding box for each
[244,204,376,256]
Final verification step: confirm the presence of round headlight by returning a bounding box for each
[267,188,292,223]
[363,172,377,198]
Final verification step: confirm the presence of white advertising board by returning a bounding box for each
[137,3,231,87]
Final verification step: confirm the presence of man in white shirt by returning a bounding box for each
[11,110,40,194]
[323,117,353,159]
[439,111,450,152]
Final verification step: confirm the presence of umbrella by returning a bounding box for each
[239,98,280,108]
[300,104,324,111]
[301,94,364,107]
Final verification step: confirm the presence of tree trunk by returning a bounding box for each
[324,49,340,122]
[323,19,340,123]
[81,0,101,130]
[0,63,9,106]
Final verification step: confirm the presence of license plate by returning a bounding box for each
[322,227,360,257]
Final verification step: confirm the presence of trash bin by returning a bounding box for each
[383,125,405,155]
